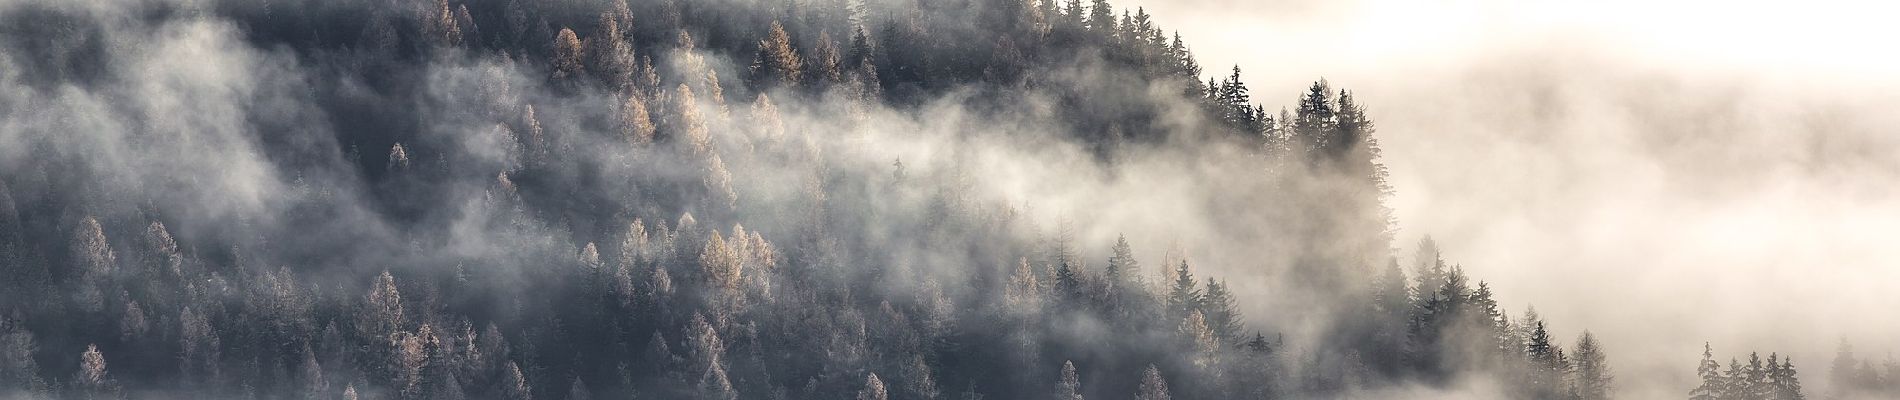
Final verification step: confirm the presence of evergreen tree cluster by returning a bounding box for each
[1689,343,1807,400]
[0,0,1615,399]
[1824,341,1900,399]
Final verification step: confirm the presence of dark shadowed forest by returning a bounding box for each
[0,0,1850,399]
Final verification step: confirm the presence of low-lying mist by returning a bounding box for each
[1127,0,1900,397]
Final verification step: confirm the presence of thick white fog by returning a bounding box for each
[1125,0,1900,397]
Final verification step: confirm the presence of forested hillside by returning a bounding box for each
[0,0,1718,398]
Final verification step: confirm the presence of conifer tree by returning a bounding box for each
[1412,237,1448,303]
[1722,358,1749,400]
[620,94,656,146]
[1774,357,1805,400]
[1217,66,1254,129]
[810,32,846,85]
[1292,80,1336,158]
[502,361,532,400]
[588,13,636,92]
[73,217,114,312]
[1180,310,1219,371]
[1007,257,1044,312]
[1166,260,1200,322]
[1691,343,1723,400]
[1572,331,1613,400]
[1137,364,1170,400]
[1200,279,1241,344]
[1087,0,1115,35]
[751,21,804,89]
[1749,352,1770,400]
[425,0,463,47]
[78,344,109,390]
[0,320,42,392]
[1168,33,1203,97]
[858,373,888,400]
[1062,0,1085,29]
[1053,259,1084,307]
[1109,234,1132,288]
[1370,257,1407,315]
[1057,360,1084,400]
[1830,341,1857,397]
[1525,320,1564,398]
[553,28,585,82]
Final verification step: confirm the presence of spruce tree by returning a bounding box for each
[858,373,887,400]
[1165,260,1201,323]
[1057,360,1084,400]
[1525,321,1564,399]
[1136,365,1170,400]
[1200,279,1241,344]
[1106,234,1138,288]
[1691,343,1723,400]
[1775,357,1805,400]
[1292,80,1335,158]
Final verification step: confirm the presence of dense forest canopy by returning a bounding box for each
[0,0,1848,399]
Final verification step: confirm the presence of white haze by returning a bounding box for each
[1124,0,1900,397]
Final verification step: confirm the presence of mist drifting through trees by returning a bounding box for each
[0,0,1889,399]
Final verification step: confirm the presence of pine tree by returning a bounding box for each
[73,217,114,312]
[78,344,108,389]
[0,319,43,393]
[1217,66,1254,130]
[701,231,744,310]
[1292,80,1335,159]
[1062,0,1085,29]
[810,32,846,85]
[1774,357,1805,400]
[1525,320,1564,399]
[620,94,656,146]
[1691,343,1723,400]
[1413,236,1447,302]
[1180,311,1218,371]
[1830,341,1857,397]
[1749,352,1770,400]
[751,21,804,89]
[898,354,941,400]
[1169,33,1203,98]
[588,12,636,92]
[553,28,585,82]
[298,343,326,397]
[1165,260,1201,322]
[1370,257,1408,315]
[1572,331,1613,400]
[425,0,462,47]
[1087,0,1115,35]
[1136,364,1170,400]
[118,300,148,341]
[1105,234,1138,289]
[1722,358,1748,400]
[362,270,406,338]
[857,373,887,400]
[1057,360,1084,400]
[502,361,532,400]
[1053,259,1084,307]
[1329,89,1371,159]
[1200,279,1241,344]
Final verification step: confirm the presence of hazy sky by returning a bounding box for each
[1123,0,1900,397]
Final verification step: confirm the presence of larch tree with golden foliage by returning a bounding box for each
[552,28,585,83]
[750,21,803,90]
